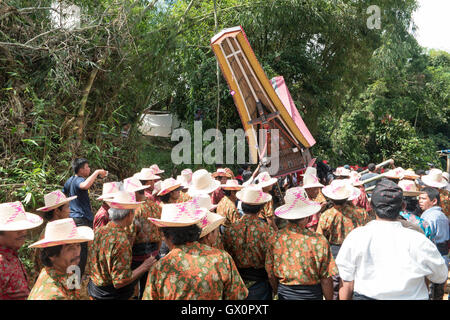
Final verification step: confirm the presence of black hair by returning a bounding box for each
[0,231,4,236]
[403,196,422,216]
[241,202,264,214]
[161,225,201,245]
[238,168,244,175]
[415,169,426,176]
[368,163,376,172]
[72,158,88,174]
[40,245,63,267]
[420,187,441,206]
[159,193,171,203]
[44,209,55,221]
[287,218,308,225]
[223,189,233,197]
[331,199,348,206]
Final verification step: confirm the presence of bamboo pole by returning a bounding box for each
[360,159,394,175]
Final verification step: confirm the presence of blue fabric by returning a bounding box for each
[63,175,93,222]
[361,172,379,188]
[421,206,449,245]
[277,283,323,300]
[245,280,272,300]
[399,211,432,239]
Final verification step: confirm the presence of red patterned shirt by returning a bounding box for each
[306,190,327,228]
[211,188,225,205]
[265,223,338,285]
[142,242,248,300]
[93,203,110,231]
[28,267,81,300]
[216,196,240,227]
[0,246,30,300]
[316,203,371,245]
[88,222,133,288]
[223,214,274,269]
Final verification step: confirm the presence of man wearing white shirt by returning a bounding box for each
[336,179,447,300]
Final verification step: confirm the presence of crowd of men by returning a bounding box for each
[0,157,449,300]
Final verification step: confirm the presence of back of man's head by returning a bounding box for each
[370,179,403,220]
[72,158,88,174]
[368,163,376,172]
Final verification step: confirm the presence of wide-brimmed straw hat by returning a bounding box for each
[28,218,94,248]
[105,191,144,210]
[148,201,207,227]
[97,182,122,201]
[443,172,449,182]
[152,180,162,196]
[37,190,77,212]
[187,169,221,197]
[402,169,419,180]
[191,194,218,211]
[158,178,183,197]
[348,171,364,187]
[275,187,321,220]
[398,179,421,197]
[422,169,447,189]
[176,169,193,189]
[0,201,43,231]
[383,167,405,180]
[236,185,272,205]
[198,211,225,238]
[221,179,243,190]
[255,171,277,189]
[149,164,164,174]
[134,168,161,181]
[322,180,360,201]
[123,176,151,193]
[211,168,232,179]
[334,167,351,177]
[302,168,324,189]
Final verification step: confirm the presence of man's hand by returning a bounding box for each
[96,169,108,178]
[142,256,157,271]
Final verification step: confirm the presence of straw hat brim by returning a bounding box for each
[135,173,161,181]
[302,182,324,189]
[148,210,207,228]
[105,200,144,209]
[127,185,151,193]
[322,187,351,201]
[274,203,321,220]
[36,196,77,212]
[199,212,225,238]
[421,176,447,189]
[257,177,278,189]
[97,192,119,201]
[402,190,422,197]
[158,184,183,196]
[187,180,221,197]
[0,212,43,231]
[347,186,361,201]
[236,191,272,205]
[221,184,243,190]
[28,226,94,248]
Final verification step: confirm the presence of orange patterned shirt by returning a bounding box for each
[257,200,274,220]
[216,196,241,227]
[28,267,81,300]
[133,198,162,245]
[439,189,449,218]
[177,191,192,203]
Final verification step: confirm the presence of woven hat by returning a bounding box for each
[275,187,321,220]
[211,168,232,178]
[236,185,272,205]
[134,168,161,181]
[443,172,449,182]
[334,167,351,177]
[148,201,207,227]
[398,179,421,197]
[123,176,151,193]
[37,190,77,212]
[384,167,405,180]
[422,169,447,189]
[302,167,324,189]
[402,169,419,180]
[149,164,164,174]
[0,201,43,231]
[349,171,364,187]
[28,218,93,248]
[97,182,122,201]
[157,178,182,197]
[322,180,360,201]
[105,190,144,210]
[221,179,243,190]
[191,194,218,211]
[152,180,162,196]
[198,211,225,238]
[187,169,221,197]
[176,169,193,189]
[255,171,277,188]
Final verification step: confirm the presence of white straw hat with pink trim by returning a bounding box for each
[0,201,43,231]
[187,169,221,197]
[236,185,272,205]
[158,178,182,196]
[148,201,207,227]
[134,168,161,181]
[255,171,277,189]
[334,167,351,177]
[398,179,421,197]
[97,182,122,201]
[191,193,218,211]
[384,167,405,180]
[37,190,77,212]
[176,169,193,189]
[199,211,225,238]
[422,169,447,189]
[105,191,144,209]
[275,187,321,220]
[149,164,164,174]
[221,179,243,190]
[302,168,324,189]
[123,176,151,193]
[152,180,162,196]
[28,218,93,248]
[211,168,232,178]
[322,180,360,201]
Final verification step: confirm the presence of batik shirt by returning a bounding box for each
[216,196,241,227]
[88,222,133,288]
[142,242,248,300]
[257,200,274,221]
[223,214,273,269]
[399,211,432,238]
[177,191,192,203]
[28,267,81,300]
[133,198,162,245]
[93,203,110,231]
[265,223,338,285]
[316,203,371,245]
[0,246,30,300]
[306,190,327,228]
[439,189,450,218]
[212,188,225,205]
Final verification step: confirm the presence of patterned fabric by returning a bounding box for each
[223,214,273,269]
[257,200,274,220]
[211,188,225,205]
[142,242,248,300]
[0,246,30,300]
[439,189,449,218]
[265,223,338,285]
[306,190,326,228]
[28,267,81,300]
[88,222,133,288]
[177,191,192,203]
[352,187,372,212]
[316,203,371,245]
[133,198,162,245]
[216,196,241,227]
[399,211,432,238]
[93,203,110,231]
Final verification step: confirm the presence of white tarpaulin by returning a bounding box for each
[139,113,181,137]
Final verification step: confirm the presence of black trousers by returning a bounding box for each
[72,217,93,276]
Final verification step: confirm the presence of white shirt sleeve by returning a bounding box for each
[335,230,359,282]
[414,237,448,284]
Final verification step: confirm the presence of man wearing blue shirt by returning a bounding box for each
[63,158,107,275]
